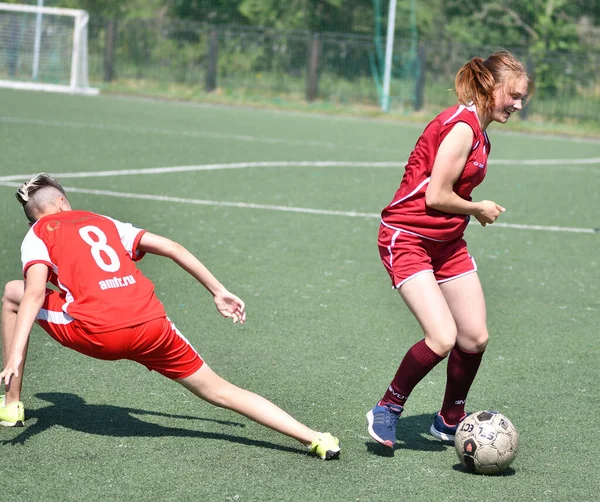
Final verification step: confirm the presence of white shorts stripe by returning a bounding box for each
[387,229,401,269]
[37,308,74,325]
[166,316,200,357]
[437,256,478,284]
[393,269,434,289]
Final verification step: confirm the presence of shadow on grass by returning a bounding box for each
[2,392,303,456]
[451,463,517,477]
[365,413,451,457]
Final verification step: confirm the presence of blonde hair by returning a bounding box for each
[455,49,535,113]
[16,173,67,223]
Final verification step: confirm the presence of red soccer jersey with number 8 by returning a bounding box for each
[21,210,166,333]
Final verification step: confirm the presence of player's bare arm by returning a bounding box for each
[137,232,246,324]
[0,263,48,387]
[426,122,505,226]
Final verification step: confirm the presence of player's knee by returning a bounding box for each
[473,331,489,351]
[458,329,489,352]
[208,380,241,409]
[2,281,24,309]
[426,328,457,356]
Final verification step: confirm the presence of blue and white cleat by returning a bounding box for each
[366,401,403,448]
[429,412,466,443]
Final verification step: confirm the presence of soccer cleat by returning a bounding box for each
[429,412,466,443]
[308,432,341,460]
[366,401,403,448]
[0,396,25,427]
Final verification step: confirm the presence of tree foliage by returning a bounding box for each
[44,0,598,43]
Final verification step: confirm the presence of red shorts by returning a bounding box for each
[36,290,204,379]
[378,224,477,289]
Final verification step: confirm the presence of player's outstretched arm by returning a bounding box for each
[137,232,246,324]
[0,264,48,388]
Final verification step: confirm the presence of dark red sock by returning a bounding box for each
[382,339,444,407]
[440,345,484,425]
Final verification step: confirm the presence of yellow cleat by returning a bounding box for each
[308,432,340,460]
[0,396,25,427]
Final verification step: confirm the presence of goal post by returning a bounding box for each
[0,2,98,95]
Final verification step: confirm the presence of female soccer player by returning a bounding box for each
[0,173,340,460]
[366,50,534,448]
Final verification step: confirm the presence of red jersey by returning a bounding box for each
[21,210,166,333]
[381,104,491,241]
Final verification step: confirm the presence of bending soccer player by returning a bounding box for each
[0,173,340,460]
[367,50,534,448]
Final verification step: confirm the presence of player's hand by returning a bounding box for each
[0,355,22,389]
[474,200,505,226]
[214,290,246,324]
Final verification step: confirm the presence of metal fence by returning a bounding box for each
[86,18,600,122]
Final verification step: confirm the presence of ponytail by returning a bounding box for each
[455,57,495,112]
[454,50,534,113]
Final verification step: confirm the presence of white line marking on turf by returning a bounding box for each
[0,181,596,234]
[3,116,600,159]
[0,116,395,153]
[490,158,600,165]
[0,162,405,181]
[0,158,599,183]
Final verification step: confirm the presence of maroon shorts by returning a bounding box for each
[378,224,477,289]
[36,290,204,379]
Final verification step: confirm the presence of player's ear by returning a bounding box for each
[58,196,70,212]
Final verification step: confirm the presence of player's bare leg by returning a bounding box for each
[1,280,27,404]
[399,272,458,357]
[367,272,456,448]
[178,363,320,445]
[435,272,488,436]
[439,272,489,352]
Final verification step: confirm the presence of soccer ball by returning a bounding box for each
[454,410,519,475]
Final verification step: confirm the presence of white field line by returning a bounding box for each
[490,158,600,165]
[1,157,599,183]
[0,180,597,234]
[0,162,404,181]
[0,116,393,153]
[3,116,600,158]
[3,113,600,146]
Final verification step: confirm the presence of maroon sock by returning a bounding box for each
[440,345,484,425]
[382,339,444,407]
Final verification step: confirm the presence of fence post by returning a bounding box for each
[521,53,534,121]
[306,32,322,102]
[103,18,117,82]
[414,44,426,111]
[205,27,218,92]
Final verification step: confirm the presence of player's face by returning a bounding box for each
[490,76,529,124]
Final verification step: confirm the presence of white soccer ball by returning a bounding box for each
[454,410,519,475]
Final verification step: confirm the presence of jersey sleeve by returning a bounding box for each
[103,215,147,262]
[21,227,53,277]
[439,108,479,148]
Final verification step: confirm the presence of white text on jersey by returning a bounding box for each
[99,275,136,290]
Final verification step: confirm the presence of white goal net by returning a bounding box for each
[0,2,98,95]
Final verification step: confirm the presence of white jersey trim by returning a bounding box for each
[388,177,431,208]
[103,215,144,258]
[21,227,52,273]
[442,103,477,126]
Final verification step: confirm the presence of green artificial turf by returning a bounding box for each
[0,88,599,501]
